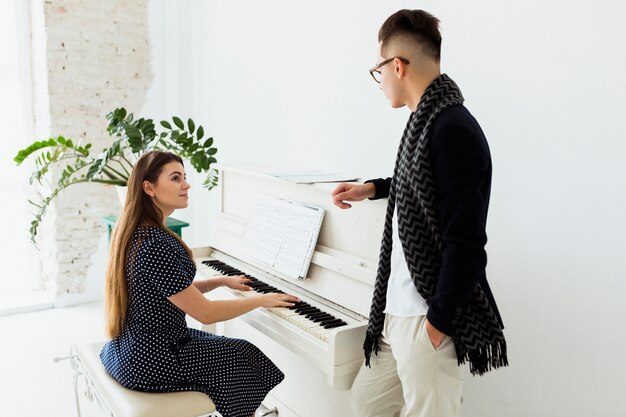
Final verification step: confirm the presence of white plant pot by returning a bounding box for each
[116,185,128,207]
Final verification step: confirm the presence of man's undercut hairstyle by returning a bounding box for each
[378,9,441,61]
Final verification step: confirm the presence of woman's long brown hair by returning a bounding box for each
[105,151,193,339]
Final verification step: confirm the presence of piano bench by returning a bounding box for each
[69,342,218,417]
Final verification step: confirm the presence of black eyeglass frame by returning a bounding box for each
[369,57,410,83]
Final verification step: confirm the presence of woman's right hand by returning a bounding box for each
[256,292,300,308]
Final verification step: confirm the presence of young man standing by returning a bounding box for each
[332,10,508,417]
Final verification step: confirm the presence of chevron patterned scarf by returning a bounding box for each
[363,74,508,376]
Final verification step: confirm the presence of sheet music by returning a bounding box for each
[266,169,360,184]
[242,196,324,279]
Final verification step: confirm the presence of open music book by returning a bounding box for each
[242,195,325,279]
[266,169,360,184]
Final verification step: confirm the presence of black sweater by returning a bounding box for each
[366,104,503,335]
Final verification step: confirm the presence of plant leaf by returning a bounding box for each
[14,138,59,164]
[172,116,184,130]
[202,155,211,170]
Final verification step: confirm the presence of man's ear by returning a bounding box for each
[394,57,406,79]
[143,180,155,197]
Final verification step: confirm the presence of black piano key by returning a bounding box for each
[303,309,323,318]
[313,318,335,325]
[320,318,342,326]
[323,322,347,329]
[259,287,283,293]
[305,310,327,316]
[313,317,334,325]
[310,312,334,319]
[308,313,334,321]
[306,313,329,320]
[322,320,345,329]
[296,307,318,314]
[289,303,308,310]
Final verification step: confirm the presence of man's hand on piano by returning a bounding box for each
[221,275,253,291]
[331,182,376,209]
[256,293,300,308]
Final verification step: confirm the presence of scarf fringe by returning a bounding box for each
[363,331,380,368]
[456,338,508,376]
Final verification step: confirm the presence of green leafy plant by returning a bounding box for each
[14,107,218,244]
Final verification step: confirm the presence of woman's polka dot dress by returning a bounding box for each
[100,226,284,417]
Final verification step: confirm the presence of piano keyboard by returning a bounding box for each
[201,260,348,342]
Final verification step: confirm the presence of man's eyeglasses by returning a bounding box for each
[369,57,410,83]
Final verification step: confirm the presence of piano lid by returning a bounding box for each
[207,165,387,317]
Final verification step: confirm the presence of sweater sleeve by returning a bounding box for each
[426,122,490,336]
[364,177,392,200]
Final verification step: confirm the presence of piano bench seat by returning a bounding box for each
[72,342,217,417]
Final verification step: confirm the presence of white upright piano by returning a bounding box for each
[192,166,386,417]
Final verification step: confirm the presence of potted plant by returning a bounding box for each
[14,107,218,244]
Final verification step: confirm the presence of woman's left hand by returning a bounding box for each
[222,275,253,291]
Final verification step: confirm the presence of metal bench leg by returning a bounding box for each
[55,345,114,417]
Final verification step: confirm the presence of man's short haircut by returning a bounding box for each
[378,9,442,61]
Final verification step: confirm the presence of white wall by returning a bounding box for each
[144,1,626,416]
[0,0,41,294]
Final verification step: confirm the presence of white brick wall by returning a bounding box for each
[31,0,152,301]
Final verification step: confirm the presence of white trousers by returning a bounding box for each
[351,314,463,417]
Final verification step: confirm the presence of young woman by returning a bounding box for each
[101,150,298,417]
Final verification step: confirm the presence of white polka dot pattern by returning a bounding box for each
[100,226,284,417]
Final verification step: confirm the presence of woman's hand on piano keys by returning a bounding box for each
[221,275,253,291]
[256,293,300,308]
